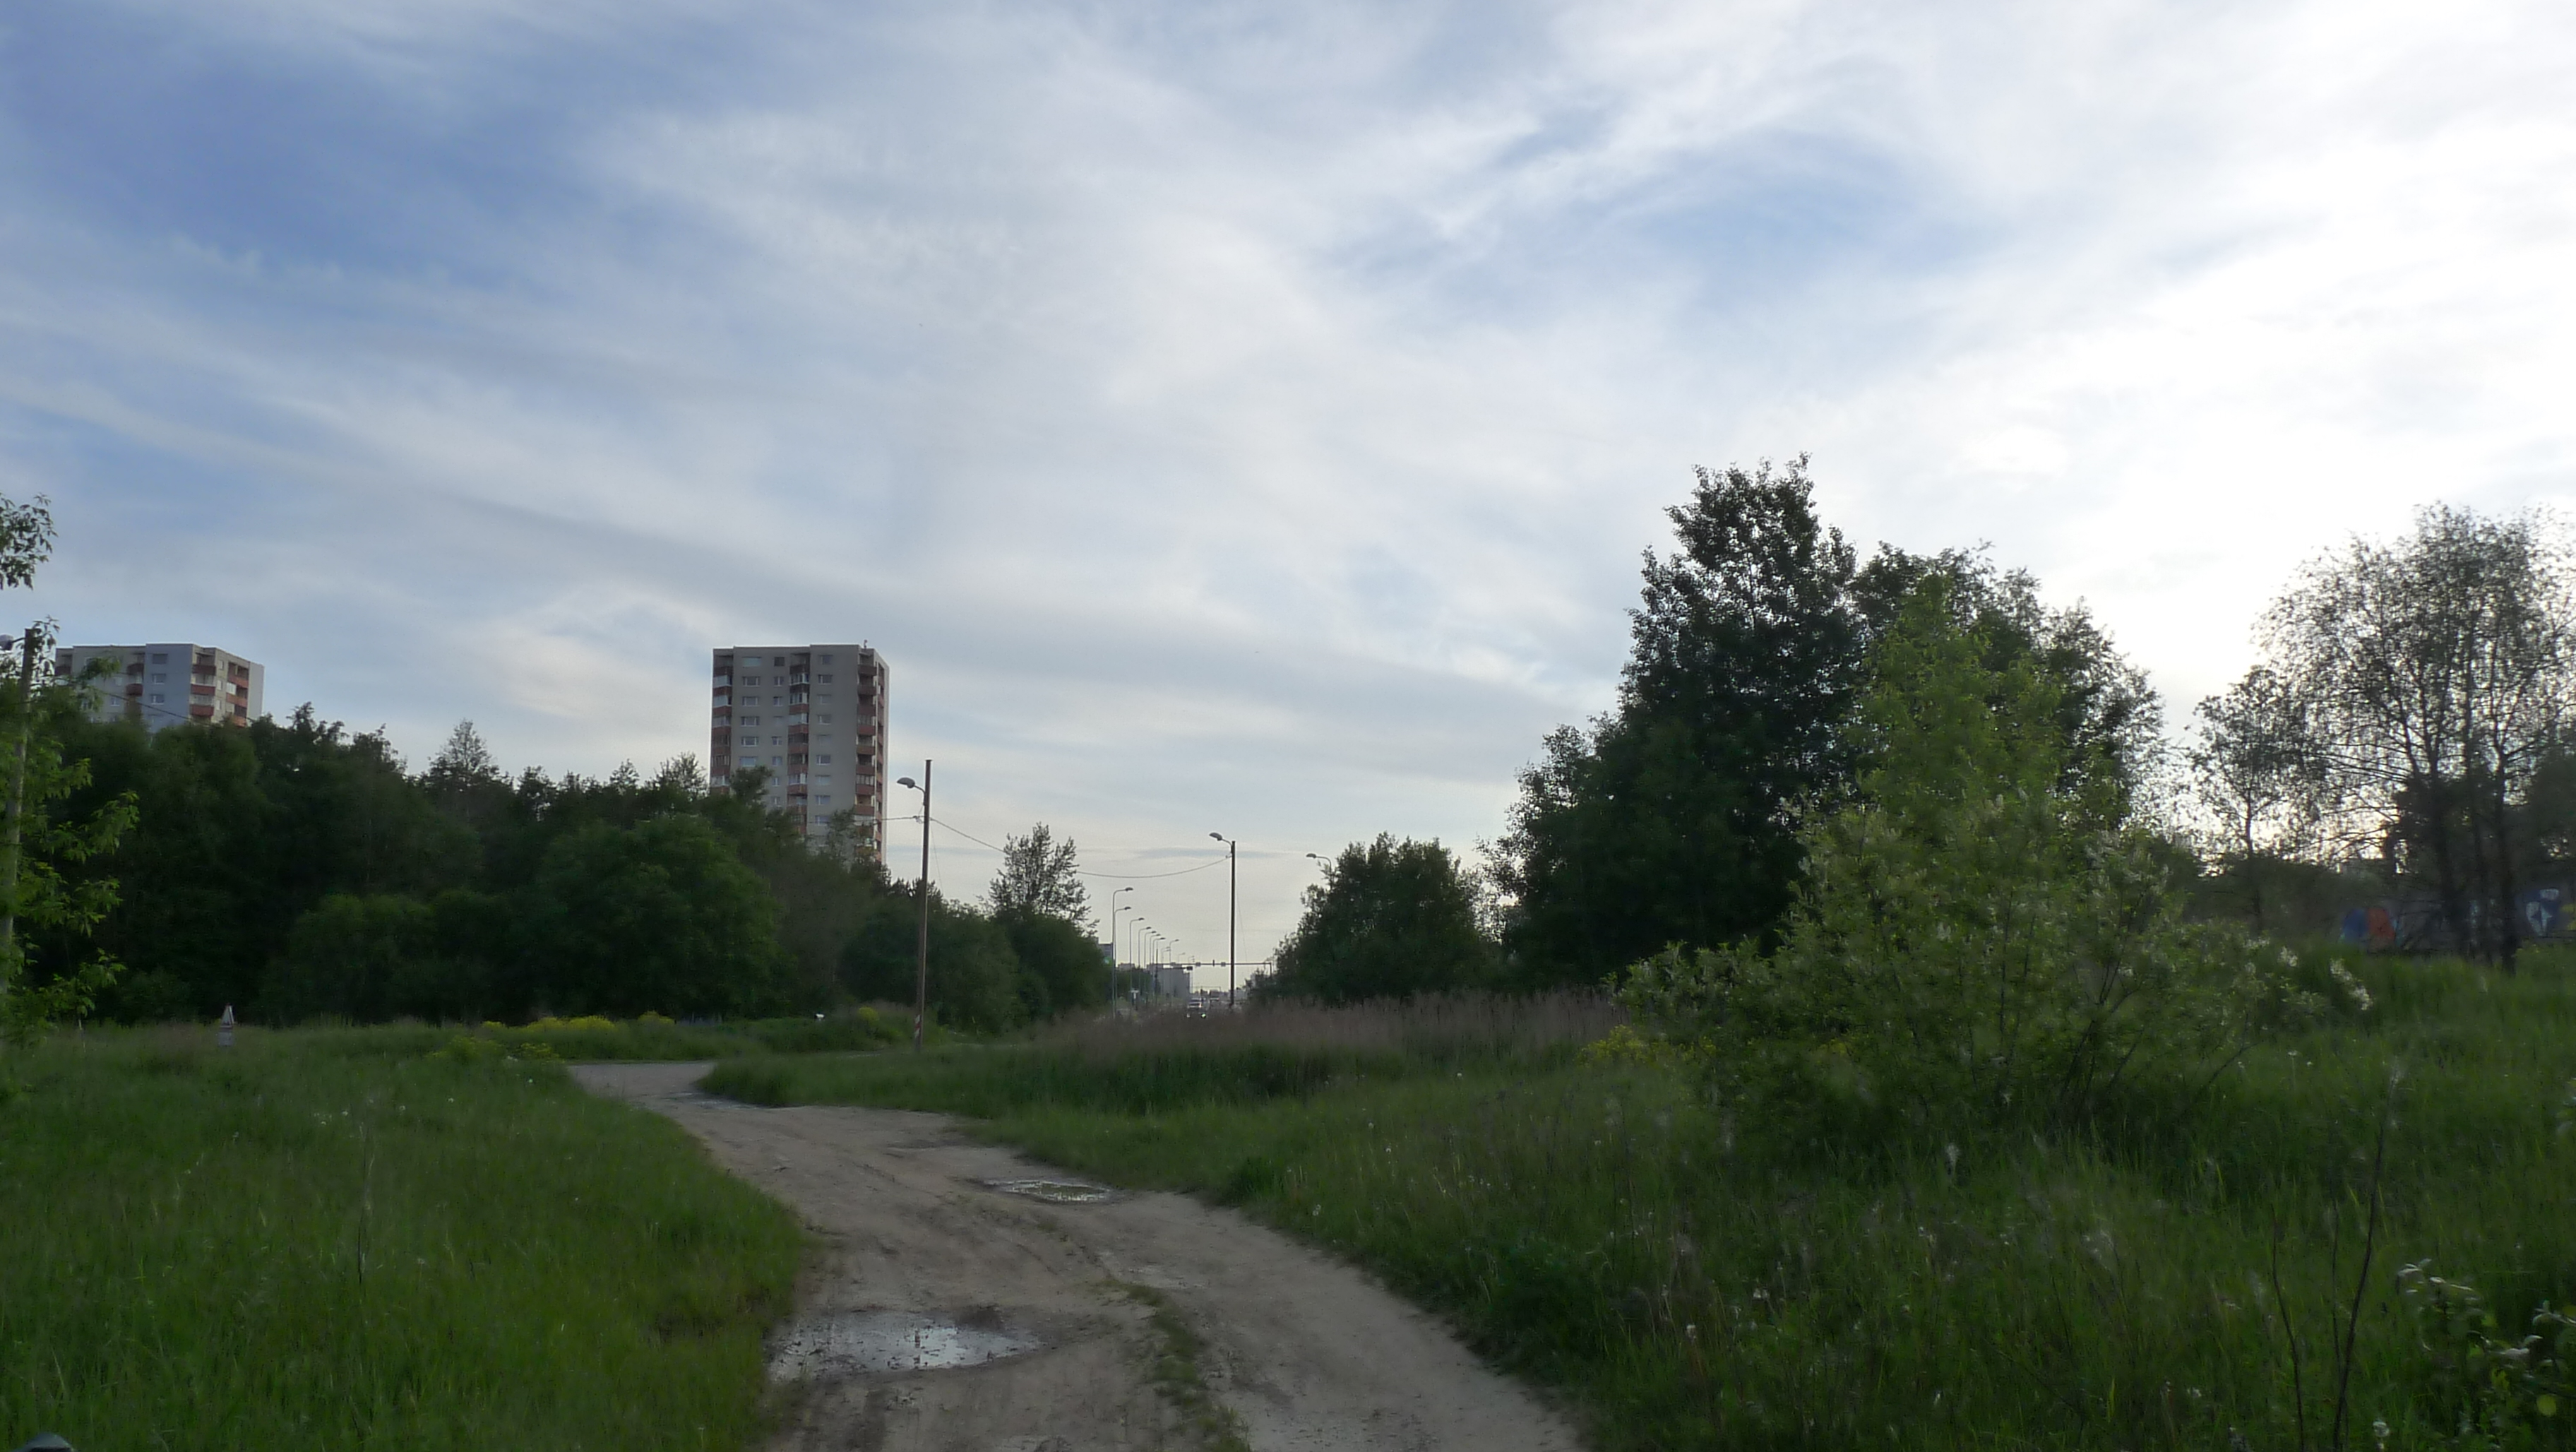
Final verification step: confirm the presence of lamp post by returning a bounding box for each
[1208,832,1236,1008]
[1108,886,1135,1013]
[895,765,931,1052]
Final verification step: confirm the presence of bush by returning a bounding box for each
[1623,579,2313,1130]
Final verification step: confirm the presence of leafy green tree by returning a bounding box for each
[1265,834,1493,1004]
[2258,505,2575,967]
[532,814,788,1017]
[1496,459,1862,986]
[1621,581,2307,1130]
[0,497,138,1048]
[1001,909,1106,1017]
[266,893,437,1024]
[987,823,1090,928]
[838,889,1025,1031]
[2189,666,2325,934]
[0,661,136,1046]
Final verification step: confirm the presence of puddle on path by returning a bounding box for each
[768,1311,1039,1380]
[982,1177,1114,1203]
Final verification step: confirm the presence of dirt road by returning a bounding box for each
[575,1061,1579,1452]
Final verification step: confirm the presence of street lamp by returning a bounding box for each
[1209,833,1237,1008]
[1109,886,1135,1013]
[895,766,931,1052]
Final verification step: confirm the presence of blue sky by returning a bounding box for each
[8,0,2574,961]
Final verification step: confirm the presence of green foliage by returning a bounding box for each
[727,957,2576,1451]
[1265,834,1495,1003]
[531,814,789,1018]
[1002,907,1109,1017]
[1496,464,2161,989]
[1496,458,1861,984]
[986,821,1090,927]
[1622,580,2308,1129]
[0,1025,801,1448]
[3,650,137,1049]
[2398,1263,2574,1447]
[838,888,1028,1033]
[266,891,439,1024]
[53,706,1093,1028]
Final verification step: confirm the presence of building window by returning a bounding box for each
[150,653,167,664]
[771,756,784,766]
[150,672,166,683]
[773,656,786,667]
[820,654,834,664]
[818,674,833,682]
[738,734,755,745]
[772,736,784,745]
[818,754,831,764]
[820,713,833,723]
[148,694,165,704]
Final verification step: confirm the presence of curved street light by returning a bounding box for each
[1108,886,1136,1014]
[895,767,930,1051]
[1209,833,1237,1008]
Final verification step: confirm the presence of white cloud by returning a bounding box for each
[6,0,2575,956]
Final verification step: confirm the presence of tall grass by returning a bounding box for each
[705,991,1621,1116]
[714,968,2576,1449]
[0,1025,802,1450]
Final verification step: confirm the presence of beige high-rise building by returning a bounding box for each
[56,643,264,732]
[711,643,889,855]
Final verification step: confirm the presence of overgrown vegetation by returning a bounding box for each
[0,1025,801,1449]
[719,961,2575,1451]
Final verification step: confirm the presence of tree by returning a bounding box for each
[0,668,136,1047]
[1001,909,1107,1018]
[2260,506,2575,968]
[987,823,1090,929]
[2188,667,2325,934]
[1266,834,1493,1004]
[0,496,138,1050]
[839,889,1025,1032]
[1494,459,1863,984]
[1621,580,2305,1129]
[531,814,788,1017]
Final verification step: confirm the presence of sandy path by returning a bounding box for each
[575,1061,1579,1452]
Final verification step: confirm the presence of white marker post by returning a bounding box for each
[217,1004,234,1049]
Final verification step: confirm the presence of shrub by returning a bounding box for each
[1623,579,2313,1130]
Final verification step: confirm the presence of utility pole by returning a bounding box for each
[1109,886,1135,1014]
[1208,832,1236,1008]
[898,761,932,1052]
[0,626,41,1008]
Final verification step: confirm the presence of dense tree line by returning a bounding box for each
[35,706,1104,1028]
[1277,468,2576,1005]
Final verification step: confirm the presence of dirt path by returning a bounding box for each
[575,1061,1579,1452]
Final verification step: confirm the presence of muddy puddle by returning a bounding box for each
[768,1311,1039,1379]
[982,1177,1114,1203]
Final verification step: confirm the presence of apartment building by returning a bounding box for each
[55,643,264,732]
[711,643,888,854]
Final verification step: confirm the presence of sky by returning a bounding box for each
[6,0,2573,965]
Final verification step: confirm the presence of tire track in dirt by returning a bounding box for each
[576,1061,1580,1452]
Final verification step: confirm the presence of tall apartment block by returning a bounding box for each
[55,643,263,732]
[712,643,888,854]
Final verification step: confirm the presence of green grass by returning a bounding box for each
[287,1006,908,1064]
[711,963,2576,1451]
[0,1025,803,1451]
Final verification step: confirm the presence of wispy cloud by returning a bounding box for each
[7,0,2572,957]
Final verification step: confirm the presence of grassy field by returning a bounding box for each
[0,1025,804,1451]
[709,965,2576,1451]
